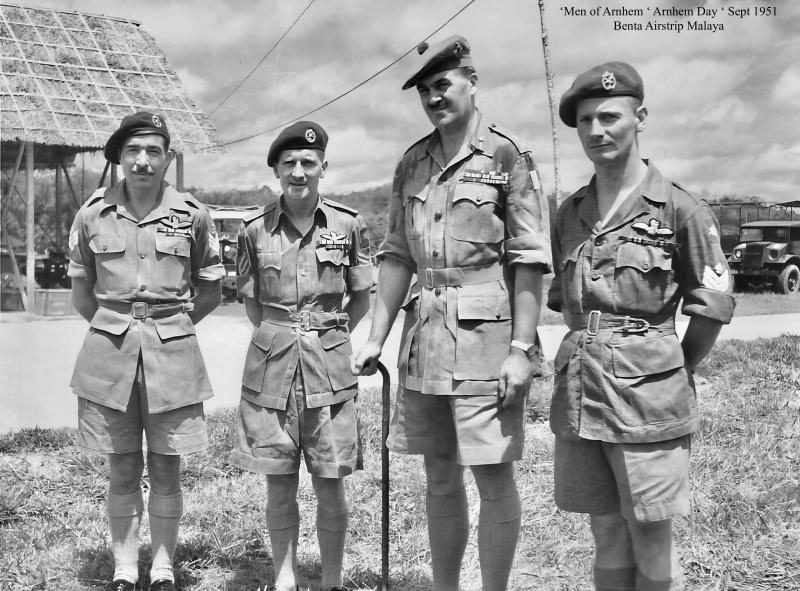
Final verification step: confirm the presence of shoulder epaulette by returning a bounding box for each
[322,198,358,216]
[84,187,108,207]
[402,133,432,157]
[488,122,530,154]
[180,191,203,209]
[243,199,279,224]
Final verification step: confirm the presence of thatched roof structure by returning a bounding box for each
[0,2,221,167]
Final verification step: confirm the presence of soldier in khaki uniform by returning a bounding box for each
[549,63,735,590]
[68,112,224,591]
[353,36,551,591]
[232,121,373,591]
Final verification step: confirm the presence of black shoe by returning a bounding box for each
[110,581,136,591]
[149,581,176,591]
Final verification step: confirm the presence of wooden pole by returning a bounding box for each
[55,150,63,248]
[60,159,81,209]
[537,0,561,204]
[25,141,35,312]
[175,152,185,191]
[1,143,27,310]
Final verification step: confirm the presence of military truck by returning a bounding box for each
[205,204,261,301]
[728,220,800,294]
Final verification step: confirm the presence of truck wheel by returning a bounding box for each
[777,264,800,294]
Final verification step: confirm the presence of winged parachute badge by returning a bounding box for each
[319,230,350,251]
[632,218,675,238]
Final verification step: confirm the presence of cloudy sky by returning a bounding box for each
[22,0,800,202]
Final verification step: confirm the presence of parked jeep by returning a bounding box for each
[728,220,800,294]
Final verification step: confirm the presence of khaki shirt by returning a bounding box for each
[378,113,552,396]
[237,197,374,409]
[67,181,225,413]
[548,161,735,443]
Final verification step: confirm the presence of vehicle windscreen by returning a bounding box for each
[740,227,789,242]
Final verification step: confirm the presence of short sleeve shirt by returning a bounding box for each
[237,197,374,409]
[67,180,225,413]
[547,161,735,443]
[378,112,552,396]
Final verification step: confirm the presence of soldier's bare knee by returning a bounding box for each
[109,451,144,493]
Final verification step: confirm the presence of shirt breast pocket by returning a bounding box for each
[316,247,348,295]
[89,233,127,287]
[450,183,505,243]
[614,241,674,308]
[154,235,192,292]
[257,250,282,297]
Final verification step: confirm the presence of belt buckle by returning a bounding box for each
[299,311,311,332]
[425,268,434,289]
[586,310,601,336]
[131,301,148,319]
[621,316,649,334]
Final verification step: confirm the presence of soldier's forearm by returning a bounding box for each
[681,316,723,371]
[71,277,98,322]
[511,264,544,345]
[344,289,370,331]
[367,259,413,347]
[243,297,262,327]
[188,280,221,324]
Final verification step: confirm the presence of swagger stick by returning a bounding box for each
[377,361,391,591]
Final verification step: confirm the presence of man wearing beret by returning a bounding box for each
[353,36,551,590]
[232,121,373,591]
[68,111,225,590]
[549,62,735,590]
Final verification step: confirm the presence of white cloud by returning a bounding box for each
[771,66,800,107]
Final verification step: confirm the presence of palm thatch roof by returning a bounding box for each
[0,2,221,165]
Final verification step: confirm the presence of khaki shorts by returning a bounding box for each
[231,371,361,478]
[553,435,691,522]
[387,387,525,465]
[76,358,207,456]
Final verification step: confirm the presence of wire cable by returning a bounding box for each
[207,0,317,117]
[209,0,478,148]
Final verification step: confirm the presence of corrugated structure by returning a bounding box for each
[0,2,220,164]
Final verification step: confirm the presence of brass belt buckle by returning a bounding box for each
[131,301,148,319]
[425,268,434,289]
[621,316,649,334]
[586,310,601,336]
[299,311,311,331]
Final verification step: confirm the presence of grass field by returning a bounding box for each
[1,336,799,590]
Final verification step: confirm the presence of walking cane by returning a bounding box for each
[377,361,391,591]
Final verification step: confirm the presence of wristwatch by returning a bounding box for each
[510,339,537,356]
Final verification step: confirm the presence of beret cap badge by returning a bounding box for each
[558,61,644,127]
[267,120,328,166]
[152,114,162,128]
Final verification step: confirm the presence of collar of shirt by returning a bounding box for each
[98,180,191,225]
[419,109,498,166]
[268,196,332,235]
[574,160,670,232]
